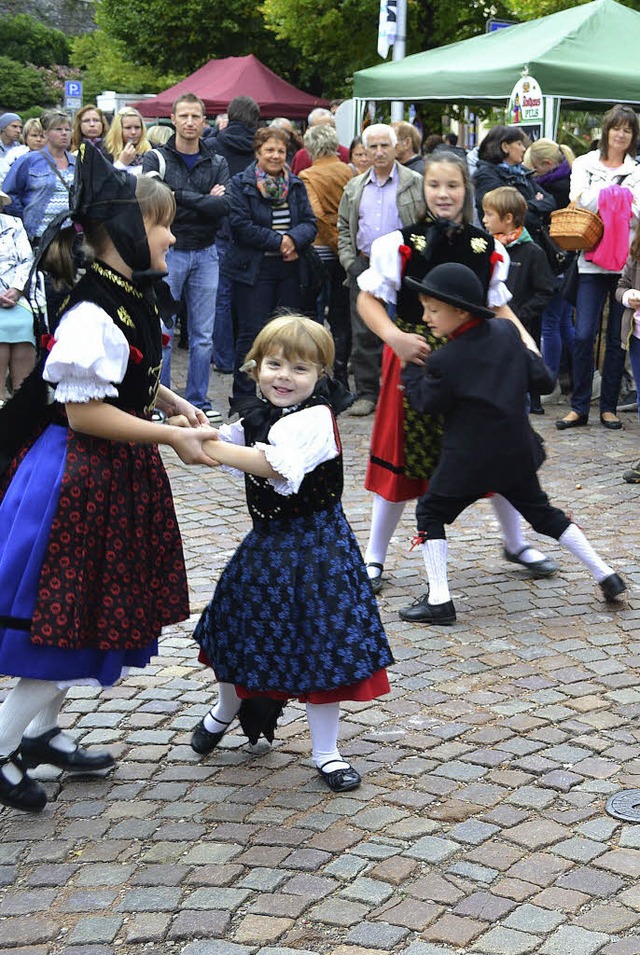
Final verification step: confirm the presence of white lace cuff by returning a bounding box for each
[255,442,305,496]
[357,230,403,304]
[53,379,120,403]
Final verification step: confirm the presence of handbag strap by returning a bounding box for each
[40,151,72,193]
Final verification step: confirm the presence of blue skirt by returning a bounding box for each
[194,503,392,696]
[0,425,156,685]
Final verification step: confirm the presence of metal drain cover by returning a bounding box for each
[606,789,640,822]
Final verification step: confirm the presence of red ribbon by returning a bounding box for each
[161,333,171,348]
[41,334,55,351]
[129,346,143,364]
[398,244,412,277]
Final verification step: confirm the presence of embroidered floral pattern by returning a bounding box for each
[470,237,488,253]
[410,233,427,252]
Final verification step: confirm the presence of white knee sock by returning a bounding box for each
[203,681,241,733]
[306,702,348,772]
[23,688,75,753]
[364,494,406,576]
[559,524,613,582]
[421,539,451,604]
[491,494,546,563]
[0,679,66,759]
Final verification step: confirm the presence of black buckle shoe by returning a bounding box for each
[190,717,230,755]
[399,596,456,625]
[599,572,627,602]
[318,761,361,792]
[366,562,384,595]
[20,729,115,774]
[503,546,557,578]
[0,751,47,812]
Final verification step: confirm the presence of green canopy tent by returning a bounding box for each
[352,0,640,136]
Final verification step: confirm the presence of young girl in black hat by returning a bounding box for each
[191,315,392,794]
[0,145,215,813]
[399,262,626,625]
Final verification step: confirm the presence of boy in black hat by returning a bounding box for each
[399,262,626,625]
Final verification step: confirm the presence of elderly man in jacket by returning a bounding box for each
[338,123,425,415]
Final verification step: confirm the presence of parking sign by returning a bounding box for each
[64,80,83,111]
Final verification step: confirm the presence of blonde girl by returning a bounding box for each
[191,315,392,794]
[105,107,151,175]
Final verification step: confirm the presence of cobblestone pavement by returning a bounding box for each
[2,350,640,955]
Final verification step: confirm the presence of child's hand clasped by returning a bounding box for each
[390,329,431,365]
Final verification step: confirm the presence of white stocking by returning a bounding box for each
[364,494,406,576]
[306,702,348,772]
[203,681,241,733]
[421,539,451,604]
[0,679,66,781]
[559,524,613,582]
[490,494,546,563]
[23,688,75,753]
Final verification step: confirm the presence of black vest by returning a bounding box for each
[241,394,343,525]
[60,261,162,416]
[398,221,496,325]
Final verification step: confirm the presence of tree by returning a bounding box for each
[0,56,48,111]
[97,0,280,76]
[0,14,69,66]
[70,32,181,102]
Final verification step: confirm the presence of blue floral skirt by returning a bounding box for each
[194,503,392,696]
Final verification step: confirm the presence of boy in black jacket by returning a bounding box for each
[399,263,626,625]
[482,186,555,413]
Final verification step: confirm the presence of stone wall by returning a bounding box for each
[0,0,97,35]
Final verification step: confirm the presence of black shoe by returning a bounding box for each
[600,412,623,430]
[318,761,361,792]
[556,412,588,430]
[20,729,115,774]
[503,546,557,578]
[399,596,456,625]
[190,717,230,755]
[366,562,384,595]
[0,751,47,812]
[599,572,627,601]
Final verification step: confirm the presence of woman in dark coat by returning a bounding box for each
[223,127,317,411]
[474,125,555,234]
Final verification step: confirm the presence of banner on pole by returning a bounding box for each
[378,0,398,58]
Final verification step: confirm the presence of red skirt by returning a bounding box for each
[365,344,428,503]
[198,648,390,703]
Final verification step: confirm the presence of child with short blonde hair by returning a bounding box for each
[191,315,392,793]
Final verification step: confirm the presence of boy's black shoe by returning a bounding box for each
[399,597,456,625]
[599,573,627,602]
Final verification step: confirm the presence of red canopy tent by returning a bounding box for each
[134,54,329,120]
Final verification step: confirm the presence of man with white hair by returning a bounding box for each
[291,108,350,175]
[337,123,425,415]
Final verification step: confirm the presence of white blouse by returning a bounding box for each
[357,229,512,309]
[43,302,129,404]
[217,403,339,496]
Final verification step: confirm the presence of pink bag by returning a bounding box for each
[585,184,633,272]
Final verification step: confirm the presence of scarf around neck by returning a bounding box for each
[255,163,290,203]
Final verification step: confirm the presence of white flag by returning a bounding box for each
[378,0,398,58]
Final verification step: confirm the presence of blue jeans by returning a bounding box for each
[161,244,219,410]
[571,272,625,417]
[231,257,301,407]
[628,336,640,422]
[213,234,235,371]
[541,292,575,382]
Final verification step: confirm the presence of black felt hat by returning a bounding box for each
[405,263,495,321]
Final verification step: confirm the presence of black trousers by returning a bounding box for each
[416,472,571,541]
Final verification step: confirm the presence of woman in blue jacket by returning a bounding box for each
[3,110,75,245]
[223,127,317,410]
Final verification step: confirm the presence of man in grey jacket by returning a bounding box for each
[338,124,425,415]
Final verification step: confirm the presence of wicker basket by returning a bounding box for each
[549,202,603,251]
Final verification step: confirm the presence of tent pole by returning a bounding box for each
[544,96,560,139]
[390,0,407,122]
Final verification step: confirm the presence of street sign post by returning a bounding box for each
[64,80,83,112]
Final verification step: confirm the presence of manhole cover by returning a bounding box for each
[606,789,640,822]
